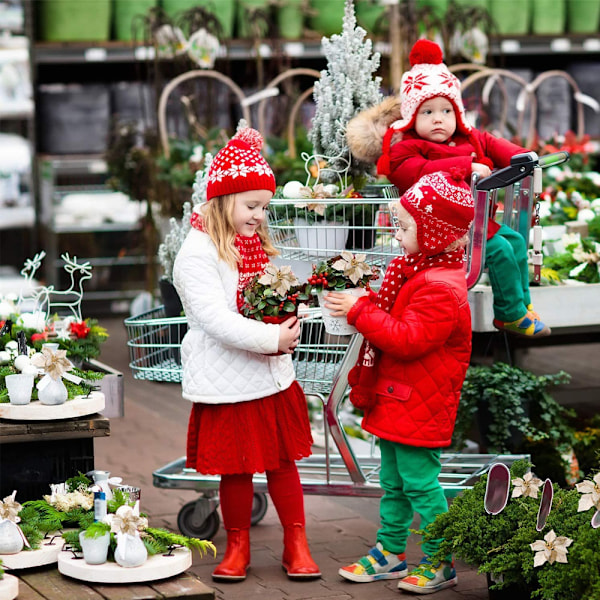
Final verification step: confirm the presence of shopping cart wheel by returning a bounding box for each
[251,492,268,525]
[177,499,221,539]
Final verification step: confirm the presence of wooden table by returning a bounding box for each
[0,413,110,501]
[14,565,215,599]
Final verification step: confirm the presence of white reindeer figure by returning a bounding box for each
[37,253,93,323]
[17,251,46,311]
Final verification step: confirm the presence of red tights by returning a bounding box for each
[219,460,305,530]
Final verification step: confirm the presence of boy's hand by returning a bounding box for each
[472,162,492,178]
[278,316,300,354]
[323,291,362,317]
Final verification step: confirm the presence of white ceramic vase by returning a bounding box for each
[79,530,110,565]
[0,519,24,554]
[317,288,366,336]
[37,374,68,405]
[114,532,147,568]
[5,373,34,405]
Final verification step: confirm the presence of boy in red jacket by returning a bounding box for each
[324,169,473,595]
[346,39,550,338]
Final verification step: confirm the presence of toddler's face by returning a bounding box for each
[389,202,419,255]
[232,189,273,237]
[415,97,457,143]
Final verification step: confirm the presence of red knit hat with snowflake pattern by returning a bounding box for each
[206,126,276,201]
[400,168,474,255]
[392,39,471,136]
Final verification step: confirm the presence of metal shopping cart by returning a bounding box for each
[134,152,568,539]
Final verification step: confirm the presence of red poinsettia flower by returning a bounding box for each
[69,321,91,339]
[31,332,49,343]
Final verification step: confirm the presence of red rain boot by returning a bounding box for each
[282,523,321,580]
[212,528,250,582]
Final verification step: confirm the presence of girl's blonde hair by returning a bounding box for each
[200,194,278,269]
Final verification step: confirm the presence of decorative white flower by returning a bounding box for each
[298,183,335,200]
[109,504,148,536]
[31,346,73,380]
[512,471,543,499]
[257,264,299,298]
[331,251,373,286]
[576,472,600,513]
[0,491,21,523]
[530,530,573,567]
[293,201,327,216]
[43,490,93,512]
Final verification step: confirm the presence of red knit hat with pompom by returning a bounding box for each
[206,126,276,200]
[391,39,471,137]
[400,168,474,255]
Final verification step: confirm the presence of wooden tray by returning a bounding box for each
[57,546,192,584]
[0,392,104,421]
[1,535,65,570]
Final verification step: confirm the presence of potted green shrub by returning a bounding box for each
[453,362,575,485]
[421,459,600,599]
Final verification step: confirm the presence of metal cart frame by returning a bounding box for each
[128,152,567,539]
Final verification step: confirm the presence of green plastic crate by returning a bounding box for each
[38,0,112,42]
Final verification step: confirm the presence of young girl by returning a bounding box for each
[173,126,320,582]
[325,170,474,595]
[346,39,550,339]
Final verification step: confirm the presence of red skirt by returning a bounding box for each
[185,381,313,475]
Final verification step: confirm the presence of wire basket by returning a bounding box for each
[267,189,400,268]
[124,306,187,383]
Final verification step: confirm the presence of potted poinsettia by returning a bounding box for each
[309,251,379,335]
[241,264,312,324]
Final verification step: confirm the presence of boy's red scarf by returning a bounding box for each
[191,213,269,311]
[349,249,465,409]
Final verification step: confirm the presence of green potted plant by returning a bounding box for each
[453,362,575,485]
[421,459,600,599]
[241,264,312,324]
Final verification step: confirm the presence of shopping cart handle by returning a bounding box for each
[538,150,570,168]
[476,152,539,191]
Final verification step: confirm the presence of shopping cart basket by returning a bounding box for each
[149,153,570,539]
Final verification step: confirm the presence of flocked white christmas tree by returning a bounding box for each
[308,0,383,188]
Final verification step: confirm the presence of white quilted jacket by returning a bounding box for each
[173,228,296,404]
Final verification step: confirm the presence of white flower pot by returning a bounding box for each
[114,532,147,568]
[317,288,366,336]
[79,530,110,565]
[293,218,349,258]
[5,373,34,405]
[0,520,24,554]
[37,374,68,405]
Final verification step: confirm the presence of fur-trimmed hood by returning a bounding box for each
[346,96,403,164]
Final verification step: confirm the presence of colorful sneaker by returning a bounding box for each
[338,542,407,583]
[397,556,457,594]
[493,313,551,337]
[526,303,540,320]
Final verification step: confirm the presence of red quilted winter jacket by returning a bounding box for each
[386,129,526,240]
[346,267,472,448]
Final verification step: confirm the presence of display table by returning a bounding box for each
[15,565,214,599]
[0,413,110,501]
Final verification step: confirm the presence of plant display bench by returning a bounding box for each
[0,408,110,501]
[13,565,214,600]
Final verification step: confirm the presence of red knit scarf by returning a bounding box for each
[191,213,269,311]
[349,249,465,409]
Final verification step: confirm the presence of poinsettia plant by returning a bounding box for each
[241,264,312,322]
[308,251,379,293]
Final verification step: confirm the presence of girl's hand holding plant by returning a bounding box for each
[277,316,301,354]
[323,290,365,317]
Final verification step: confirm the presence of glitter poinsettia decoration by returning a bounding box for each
[309,252,378,293]
[512,471,543,499]
[30,347,72,380]
[242,264,312,322]
[530,530,573,567]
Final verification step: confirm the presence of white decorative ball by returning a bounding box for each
[577,208,596,223]
[282,180,304,199]
[323,184,339,197]
[13,355,32,372]
[21,365,39,376]
[0,351,11,364]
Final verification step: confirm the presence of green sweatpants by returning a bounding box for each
[377,439,448,557]
[485,224,532,322]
